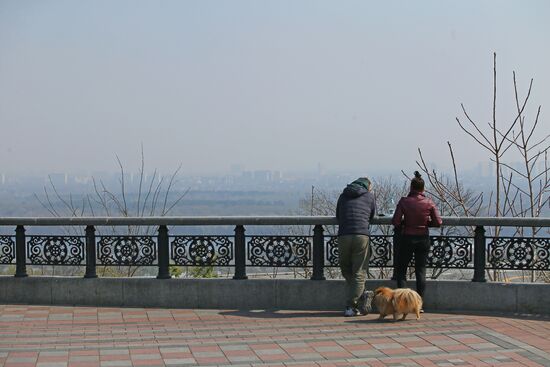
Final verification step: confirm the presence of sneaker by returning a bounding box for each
[358,290,374,315]
[344,307,360,317]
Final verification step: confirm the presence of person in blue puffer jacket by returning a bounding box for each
[336,177,376,317]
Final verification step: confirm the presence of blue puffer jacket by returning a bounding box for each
[336,183,376,236]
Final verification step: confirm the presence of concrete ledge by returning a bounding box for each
[0,276,548,314]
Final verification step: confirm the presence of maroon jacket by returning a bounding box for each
[391,191,442,236]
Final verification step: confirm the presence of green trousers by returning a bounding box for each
[337,234,371,308]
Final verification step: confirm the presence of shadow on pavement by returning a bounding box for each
[219,309,342,319]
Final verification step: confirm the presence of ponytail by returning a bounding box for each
[411,171,425,191]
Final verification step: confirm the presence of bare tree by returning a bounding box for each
[455,53,536,233]
[419,53,548,282]
[34,145,189,277]
[498,73,549,227]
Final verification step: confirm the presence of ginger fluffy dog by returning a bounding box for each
[373,287,423,321]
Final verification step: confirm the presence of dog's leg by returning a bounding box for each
[378,314,386,320]
[392,313,398,321]
[401,313,407,321]
[415,309,420,320]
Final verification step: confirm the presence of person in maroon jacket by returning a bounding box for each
[391,171,442,302]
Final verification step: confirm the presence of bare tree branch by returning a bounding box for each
[455,116,494,152]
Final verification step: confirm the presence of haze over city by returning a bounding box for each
[1,0,549,177]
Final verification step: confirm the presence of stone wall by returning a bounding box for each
[0,277,548,315]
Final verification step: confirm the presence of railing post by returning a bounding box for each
[157,225,171,279]
[84,225,97,278]
[311,225,326,280]
[15,225,27,278]
[233,225,248,279]
[472,225,486,282]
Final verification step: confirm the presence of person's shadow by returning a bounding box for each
[219,310,394,323]
[219,309,344,319]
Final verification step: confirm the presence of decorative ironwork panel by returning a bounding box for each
[325,235,392,267]
[248,236,311,267]
[27,236,85,265]
[488,237,550,270]
[427,236,472,269]
[369,235,393,267]
[171,236,233,266]
[326,236,339,266]
[0,236,15,264]
[97,236,157,266]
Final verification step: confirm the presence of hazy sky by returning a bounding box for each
[1,0,549,175]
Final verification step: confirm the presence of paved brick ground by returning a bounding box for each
[0,305,549,367]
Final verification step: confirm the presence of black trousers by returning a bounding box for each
[395,234,430,298]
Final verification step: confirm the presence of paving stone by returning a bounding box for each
[164,358,196,365]
[470,342,499,350]
[98,351,129,356]
[228,355,261,362]
[409,346,442,353]
[39,352,69,357]
[191,351,225,358]
[220,345,251,351]
[130,354,162,360]
[99,361,132,367]
[254,349,287,356]
[290,353,324,360]
[350,349,385,358]
[159,347,190,354]
[68,356,99,362]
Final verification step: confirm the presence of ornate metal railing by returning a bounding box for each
[0,216,549,281]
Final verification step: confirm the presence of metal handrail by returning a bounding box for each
[0,216,549,226]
